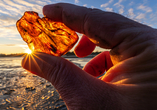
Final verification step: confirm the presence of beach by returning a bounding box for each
[0,57,92,110]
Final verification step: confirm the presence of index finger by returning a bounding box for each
[43,3,149,49]
[43,3,88,34]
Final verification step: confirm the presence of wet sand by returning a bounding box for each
[0,57,91,110]
[0,70,68,110]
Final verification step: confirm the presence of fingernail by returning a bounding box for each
[43,5,49,17]
[42,4,63,22]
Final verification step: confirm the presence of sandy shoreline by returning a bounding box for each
[0,57,88,110]
[0,70,67,110]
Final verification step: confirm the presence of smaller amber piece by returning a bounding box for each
[16,11,78,56]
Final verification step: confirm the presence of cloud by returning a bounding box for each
[100,0,113,8]
[91,6,95,9]
[12,0,45,15]
[0,44,27,47]
[105,7,113,12]
[0,1,21,16]
[0,10,11,16]
[0,0,51,17]
[150,13,157,21]
[0,44,17,46]
[114,0,123,6]
[0,24,19,38]
[13,0,34,7]
[0,0,54,39]
[129,1,134,6]
[114,0,124,14]
[0,44,28,54]
[9,38,22,41]
[137,4,152,13]
[4,0,24,9]
[119,8,124,14]
[83,4,87,7]
[128,8,135,18]
[29,0,48,6]
[19,44,28,47]
[136,13,146,20]
[0,15,18,26]
[75,0,79,4]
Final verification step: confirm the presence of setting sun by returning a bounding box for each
[25,49,32,54]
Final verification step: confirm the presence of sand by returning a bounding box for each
[0,57,90,110]
[0,70,68,110]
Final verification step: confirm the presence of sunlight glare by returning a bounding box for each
[25,49,32,54]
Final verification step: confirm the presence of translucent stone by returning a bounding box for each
[16,11,78,56]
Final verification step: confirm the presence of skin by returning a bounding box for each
[22,3,157,110]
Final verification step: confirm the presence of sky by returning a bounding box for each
[0,0,157,54]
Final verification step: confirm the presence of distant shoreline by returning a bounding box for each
[0,53,25,57]
[0,55,95,58]
[0,52,100,58]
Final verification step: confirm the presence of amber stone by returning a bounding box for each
[16,11,78,56]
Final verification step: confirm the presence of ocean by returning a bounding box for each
[0,57,92,110]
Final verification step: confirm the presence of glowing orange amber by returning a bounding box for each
[16,11,78,56]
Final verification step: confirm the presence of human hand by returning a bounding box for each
[22,3,157,110]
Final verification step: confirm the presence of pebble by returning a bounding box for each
[4,89,15,95]
[25,87,36,91]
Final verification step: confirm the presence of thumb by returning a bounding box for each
[22,52,119,109]
[22,52,89,88]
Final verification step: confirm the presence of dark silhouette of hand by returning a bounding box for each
[22,3,157,110]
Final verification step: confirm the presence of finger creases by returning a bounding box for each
[83,51,113,77]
